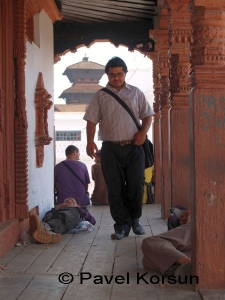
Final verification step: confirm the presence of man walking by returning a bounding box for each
[83,57,154,239]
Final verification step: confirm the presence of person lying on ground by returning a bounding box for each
[141,208,191,277]
[29,197,96,244]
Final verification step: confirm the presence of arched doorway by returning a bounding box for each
[53,42,154,194]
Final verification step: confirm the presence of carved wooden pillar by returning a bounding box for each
[190,0,225,289]
[11,0,60,220]
[0,0,5,221]
[0,0,15,221]
[150,8,171,219]
[167,0,192,208]
[147,51,162,204]
[13,0,29,219]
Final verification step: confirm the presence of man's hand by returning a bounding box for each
[133,115,152,146]
[133,131,146,146]
[86,141,98,159]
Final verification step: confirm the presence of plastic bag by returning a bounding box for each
[68,221,94,234]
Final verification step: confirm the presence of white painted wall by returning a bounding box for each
[25,11,55,218]
[55,112,101,158]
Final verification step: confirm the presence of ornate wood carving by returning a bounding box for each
[190,1,225,88]
[12,0,61,220]
[150,8,171,219]
[151,29,170,109]
[13,0,29,220]
[26,0,62,22]
[167,0,193,108]
[166,0,192,209]
[148,52,161,114]
[148,51,163,205]
[35,73,53,168]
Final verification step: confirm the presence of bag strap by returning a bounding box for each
[101,87,141,131]
[62,161,85,186]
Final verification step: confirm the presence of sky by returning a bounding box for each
[54,41,153,104]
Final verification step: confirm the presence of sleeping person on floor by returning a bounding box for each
[141,208,191,278]
[29,197,96,244]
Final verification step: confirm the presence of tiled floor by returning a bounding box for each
[0,204,223,300]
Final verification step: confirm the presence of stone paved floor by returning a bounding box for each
[0,204,224,300]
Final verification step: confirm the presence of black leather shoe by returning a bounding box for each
[132,223,146,235]
[111,231,126,240]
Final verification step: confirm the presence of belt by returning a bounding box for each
[104,140,134,146]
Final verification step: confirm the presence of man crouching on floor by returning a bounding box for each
[29,197,96,244]
[141,209,191,278]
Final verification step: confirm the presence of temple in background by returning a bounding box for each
[59,56,105,104]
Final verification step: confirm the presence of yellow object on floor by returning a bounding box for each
[143,166,153,204]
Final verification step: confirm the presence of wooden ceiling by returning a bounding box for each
[53,0,158,55]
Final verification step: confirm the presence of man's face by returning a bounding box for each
[180,209,191,225]
[107,67,126,90]
[64,197,80,207]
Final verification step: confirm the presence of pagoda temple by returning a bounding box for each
[59,56,105,104]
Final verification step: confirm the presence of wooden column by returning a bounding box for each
[0,0,5,221]
[13,0,29,219]
[167,0,192,208]
[190,0,225,289]
[148,51,162,204]
[150,8,171,219]
[0,0,15,221]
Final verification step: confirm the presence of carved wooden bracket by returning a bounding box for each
[148,51,161,114]
[35,72,53,168]
[26,0,62,22]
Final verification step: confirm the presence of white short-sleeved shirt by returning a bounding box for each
[83,82,154,141]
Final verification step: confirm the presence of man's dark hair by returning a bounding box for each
[65,145,79,157]
[105,56,128,74]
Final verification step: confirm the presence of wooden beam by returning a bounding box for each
[64,2,155,19]
[86,1,156,12]
[61,0,156,5]
[62,7,150,22]
[60,14,104,23]
[61,0,155,9]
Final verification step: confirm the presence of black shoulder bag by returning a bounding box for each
[101,88,154,168]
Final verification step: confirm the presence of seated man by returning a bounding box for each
[141,209,191,276]
[30,197,96,244]
[91,150,109,205]
[54,145,90,207]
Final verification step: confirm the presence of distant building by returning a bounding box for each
[54,57,105,176]
[59,56,105,104]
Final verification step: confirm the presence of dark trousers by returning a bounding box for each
[101,142,145,235]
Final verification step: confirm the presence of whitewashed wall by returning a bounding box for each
[54,112,102,159]
[25,11,55,218]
